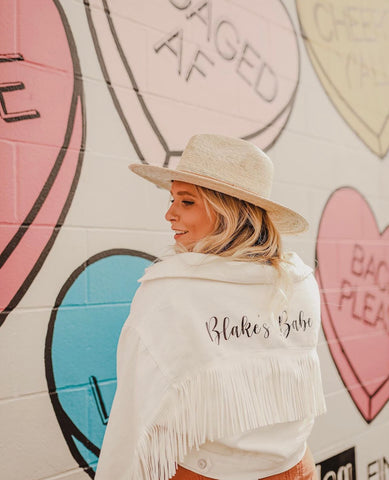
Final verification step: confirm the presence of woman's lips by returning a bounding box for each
[174,231,188,240]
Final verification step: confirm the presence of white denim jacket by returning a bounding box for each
[95,251,326,480]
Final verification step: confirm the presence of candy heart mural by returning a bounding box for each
[296,0,389,158]
[0,0,85,324]
[84,0,300,166]
[45,250,155,476]
[316,187,389,422]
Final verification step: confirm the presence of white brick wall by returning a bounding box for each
[1,1,388,479]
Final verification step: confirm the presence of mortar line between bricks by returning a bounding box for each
[35,466,87,480]
[0,390,50,405]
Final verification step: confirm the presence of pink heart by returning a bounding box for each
[85,0,299,166]
[316,187,389,422]
[0,0,84,322]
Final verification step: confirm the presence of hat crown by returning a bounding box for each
[177,134,273,198]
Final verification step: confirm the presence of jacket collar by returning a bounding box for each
[138,251,312,285]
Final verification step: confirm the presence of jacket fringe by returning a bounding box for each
[130,350,326,480]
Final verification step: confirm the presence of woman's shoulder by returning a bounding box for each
[281,251,314,281]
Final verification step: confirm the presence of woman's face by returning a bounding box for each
[165,180,217,248]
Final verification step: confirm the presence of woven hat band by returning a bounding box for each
[177,135,274,199]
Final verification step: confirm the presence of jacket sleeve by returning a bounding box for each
[95,319,169,480]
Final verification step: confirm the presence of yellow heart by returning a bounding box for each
[296,0,389,158]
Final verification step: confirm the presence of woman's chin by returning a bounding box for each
[175,239,188,247]
[174,237,195,251]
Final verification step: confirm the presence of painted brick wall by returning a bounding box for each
[0,1,388,479]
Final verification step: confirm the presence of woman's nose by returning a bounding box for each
[165,202,177,221]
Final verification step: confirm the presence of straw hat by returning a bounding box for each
[129,134,308,234]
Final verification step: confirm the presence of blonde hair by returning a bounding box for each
[172,184,292,306]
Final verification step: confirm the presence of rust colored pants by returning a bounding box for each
[171,447,318,480]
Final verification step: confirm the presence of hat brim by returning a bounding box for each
[129,163,309,235]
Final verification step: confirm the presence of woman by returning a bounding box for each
[95,134,326,480]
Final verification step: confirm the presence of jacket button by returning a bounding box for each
[197,459,207,470]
